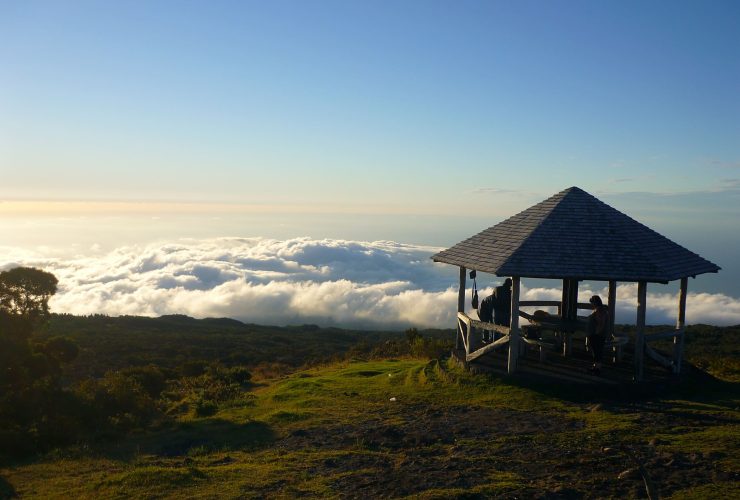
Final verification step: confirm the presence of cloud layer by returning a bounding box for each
[2,237,739,328]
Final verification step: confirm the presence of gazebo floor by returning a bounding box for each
[451,341,679,386]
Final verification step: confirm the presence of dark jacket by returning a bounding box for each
[492,284,511,326]
[587,305,610,338]
[478,295,495,323]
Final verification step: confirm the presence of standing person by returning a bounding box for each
[492,278,513,327]
[587,295,609,375]
[478,291,496,342]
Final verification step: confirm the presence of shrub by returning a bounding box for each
[193,399,218,417]
[75,371,160,432]
[180,360,208,377]
[120,365,167,398]
[41,336,79,364]
[208,364,252,386]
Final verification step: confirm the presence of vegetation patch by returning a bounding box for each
[1,311,738,498]
[97,466,208,489]
[267,410,313,423]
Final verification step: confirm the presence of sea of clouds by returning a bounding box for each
[2,237,739,328]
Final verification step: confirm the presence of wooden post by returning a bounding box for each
[561,279,570,356]
[608,280,619,362]
[560,279,567,355]
[561,279,570,318]
[561,279,578,356]
[507,276,521,374]
[635,281,647,382]
[569,279,579,320]
[607,280,617,334]
[456,266,466,350]
[673,277,688,375]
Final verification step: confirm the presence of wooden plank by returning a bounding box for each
[466,335,510,362]
[468,318,511,336]
[645,343,674,369]
[457,314,469,353]
[608,280,620,362]
[518,310,588,331]
[519,336,556,362]
[606,335,629,347]
[674,277,688,374]
[635,281,647,382]
[561,278,569,325]
[507,276,521,374]
[456,266,466,350]
[645,330,680,341]
[459,312,482,355]
[520,336,556,348]
[607,281,617,334]
[519,300,561,307]
[457,266,466,313]
[570,280,580,320]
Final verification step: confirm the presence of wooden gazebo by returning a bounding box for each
[432,187,720,381]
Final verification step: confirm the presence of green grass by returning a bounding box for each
[668,481,740,499]
[2,357,739,498]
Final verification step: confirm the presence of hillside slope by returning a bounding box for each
[3,357,739,499]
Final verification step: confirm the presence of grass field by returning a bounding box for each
[3,352,739,499]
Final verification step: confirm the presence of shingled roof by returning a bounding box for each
[432,187,720,282]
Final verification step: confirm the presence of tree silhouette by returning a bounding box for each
[0,266,57,319]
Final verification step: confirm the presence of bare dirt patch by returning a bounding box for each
[269,402,738,498]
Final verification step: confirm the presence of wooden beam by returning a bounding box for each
[561,278,569,319]
[673,277,688,374]
[608,280,620,363]
[457,266,466,313]
[570,280,579,320]
[635,281,647,382]
[645,330,681,341]
[468,318,511,337]
[607,280,617,335]
[507,276,521,374]
[457,314,469,353]
[561,279,578,357]
[518,300,562,307]
[645,343,674,369]
[456,266,466,350]
[466,335,510,362]
[458,311,482,355]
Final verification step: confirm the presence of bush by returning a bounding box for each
[180,360,208,377]
[405,328,421,343]
[193,399,218,417]
[120,365,167,398]
[75,371,160,432]
[208,364,252,386]
[41,336,79,364]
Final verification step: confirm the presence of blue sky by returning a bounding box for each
[1,1,739,313]
[2,1,739,204]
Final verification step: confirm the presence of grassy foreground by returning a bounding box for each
[2,357,739,499]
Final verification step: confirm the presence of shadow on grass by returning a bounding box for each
[148,418,276,457]
[0,476,18,498]
[482,359,740,407]
[90,418,277,461]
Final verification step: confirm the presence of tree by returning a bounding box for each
[0,267,58,320]
[0,267,73,461]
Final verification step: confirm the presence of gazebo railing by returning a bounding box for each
[457,312,510,362]
[642,328,685,370]
[457,284,688,379]
[458,304,632,366]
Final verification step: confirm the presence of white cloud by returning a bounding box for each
[2,237,739,328]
